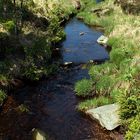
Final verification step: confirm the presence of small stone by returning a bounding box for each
[79,32,85,36]
[97,35,108,46]
[64,62,72,66]
[89,60,94,63]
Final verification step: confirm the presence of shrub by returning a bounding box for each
[24,37,51,60]
[75,79,93,97]
[125,116,140,140]
[4,20,15,33]
[118,87,140,120]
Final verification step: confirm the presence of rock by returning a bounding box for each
[86,104,120,130]
[64,62,73,66]
[32,129,47,140]
[79,32,85,36]
[89,60,94,63]
[97,35,108,46]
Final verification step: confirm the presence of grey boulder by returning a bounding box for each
[86,104,120,130]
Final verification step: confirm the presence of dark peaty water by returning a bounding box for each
[0,66,117,140]
[0,18,122,140]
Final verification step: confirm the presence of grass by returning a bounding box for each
[75,0,140,139]
[75,79,93,97]
[78,96,113,111]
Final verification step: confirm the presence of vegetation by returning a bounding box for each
[18,104,29,113]
[0,0,77,97]
[75,0,140,139]
[75,79,93,97]
[0,90,7,104]
[1,0,140,139]
[78,96,112,111]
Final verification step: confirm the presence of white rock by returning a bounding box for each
[33,129,47,140]
[64,62,73,65]
[97,35,108,46]
[86,104,120,130]
[79,32,85,36]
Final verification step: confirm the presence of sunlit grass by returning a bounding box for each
[78,96,113,111]
[75,79,93,97]
[75,0,140,139]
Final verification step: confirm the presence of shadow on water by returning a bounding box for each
[0,18,123,140]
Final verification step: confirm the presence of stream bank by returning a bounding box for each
[0,65,122,140]
[0,17,123,140]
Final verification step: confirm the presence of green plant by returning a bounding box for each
[110,47,132,68]
[89,62,117,81]
[125,116,140,140]
[110,89,122,102]
[95,75,115,95]
[4,20,15,33]
[78,96,112,111]
[119,90,140,120]
[75,79,93,97]
[18,104,29,113]
[0,90,7,104]
[77,0,140,139]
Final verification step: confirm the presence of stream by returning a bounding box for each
[0,18,122,140]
